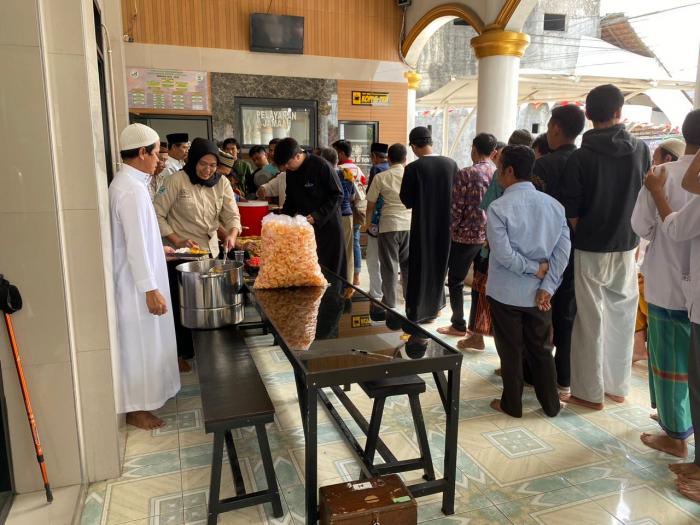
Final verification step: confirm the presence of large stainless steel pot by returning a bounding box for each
[176,259,244,329]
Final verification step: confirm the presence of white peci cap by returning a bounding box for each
[657,138,686,160]
[119,123,160,151]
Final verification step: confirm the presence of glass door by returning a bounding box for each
[338,121,378,175]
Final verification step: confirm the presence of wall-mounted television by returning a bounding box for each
[250,13,304,54]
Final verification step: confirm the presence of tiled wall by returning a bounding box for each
[210,73,338,145]
[0,0,126,492]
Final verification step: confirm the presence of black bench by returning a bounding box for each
[326,375,435,481]
[193,328,283,525]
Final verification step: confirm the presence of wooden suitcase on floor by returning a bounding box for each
[319,475,417,525]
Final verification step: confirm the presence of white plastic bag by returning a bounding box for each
[254,214,327,289]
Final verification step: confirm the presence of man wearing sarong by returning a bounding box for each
[632,111,699,457]
[642,119,700,502]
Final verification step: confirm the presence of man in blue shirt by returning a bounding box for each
[486,146,571,418]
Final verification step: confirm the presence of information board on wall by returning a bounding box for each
[127,68,210,112]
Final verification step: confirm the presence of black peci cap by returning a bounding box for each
[166,133,189,145]
[370,142,389,154]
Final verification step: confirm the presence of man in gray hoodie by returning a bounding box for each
[559,84,651,410]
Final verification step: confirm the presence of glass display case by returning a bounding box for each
[235,97,317,150]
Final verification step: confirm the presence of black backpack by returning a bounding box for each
[0,275,22,314]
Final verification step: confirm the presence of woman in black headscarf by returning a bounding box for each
[154,138,241,369]
[155,137,241,258]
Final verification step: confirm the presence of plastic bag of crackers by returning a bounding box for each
[254,214,327,289]
[254,286,326,350]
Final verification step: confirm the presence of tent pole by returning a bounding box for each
[448,107,477,157]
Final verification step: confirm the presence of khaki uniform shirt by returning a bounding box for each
[154,170,241,257]
[366,164,412,233]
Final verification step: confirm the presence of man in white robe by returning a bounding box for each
[110,123,180,430]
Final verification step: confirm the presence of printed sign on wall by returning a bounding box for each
[127,68,210,112]
[351,91,390,107]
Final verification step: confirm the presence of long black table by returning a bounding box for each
[250,270,463,524]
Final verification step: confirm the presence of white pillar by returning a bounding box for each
[695,43,700,109]
[475,55,521,140]
[471,30,530,142]
[442,105,450,155]
[404,71,422,161]
[407,87,417,133]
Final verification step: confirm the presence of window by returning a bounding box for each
[235,98,317,150]
[543,13,566,32]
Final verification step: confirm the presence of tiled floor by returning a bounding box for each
[79,282,700,525]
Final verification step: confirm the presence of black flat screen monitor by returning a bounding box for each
[250,13,304,54]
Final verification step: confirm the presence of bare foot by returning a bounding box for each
[126,411,165,430]
[561,394,604,410]
[676,476,700,502]
[353,273,361,286]
[670,463,700,479]
[605,393,625,403]
[437,325,467,337]
[633,330,648,363]
[640,433,688,458]
[178,357,192,373]
[457,334,485,351]
[490,399,505,414]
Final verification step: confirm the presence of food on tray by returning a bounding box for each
[235,236,262,257]
[254,286,326,350]
[254,215,327,289]
[174,247,209,256]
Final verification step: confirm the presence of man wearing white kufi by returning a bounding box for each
[110,123,180,430]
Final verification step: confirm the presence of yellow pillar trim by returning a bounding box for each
[470,29,530,59]
[401,3,486,59]
[404,70,422,90]
[494,0,524,28]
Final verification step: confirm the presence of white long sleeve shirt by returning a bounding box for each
[260,171,287,207]
[661,185,700,324]
[109,163,180,412]
[161,157,185,177]
[631,155,695,311]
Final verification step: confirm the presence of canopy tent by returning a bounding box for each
[416,37,695,128]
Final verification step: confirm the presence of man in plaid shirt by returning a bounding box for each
[438,133,497,337]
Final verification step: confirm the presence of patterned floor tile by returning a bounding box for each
[496,486,600,524]
[594,485,700,524]
[533,500,622,524]
[124,426,180,458]
[102,473,182,524]
[420,505,511,524]
[81,286,700,525]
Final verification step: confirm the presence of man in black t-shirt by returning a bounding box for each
[527,105,585,394]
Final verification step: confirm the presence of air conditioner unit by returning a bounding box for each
[397,0,412,6]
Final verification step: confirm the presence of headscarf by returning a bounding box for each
[183,138,221,188]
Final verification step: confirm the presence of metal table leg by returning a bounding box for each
[304,386,318,525]
[294,368,308,437]
[441,367,461,515]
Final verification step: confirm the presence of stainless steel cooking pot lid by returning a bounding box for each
[175,259,243,274]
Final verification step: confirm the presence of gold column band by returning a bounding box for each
[470,29,530,59]
[404,70,423,90]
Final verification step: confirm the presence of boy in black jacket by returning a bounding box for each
[559,84,651,410]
